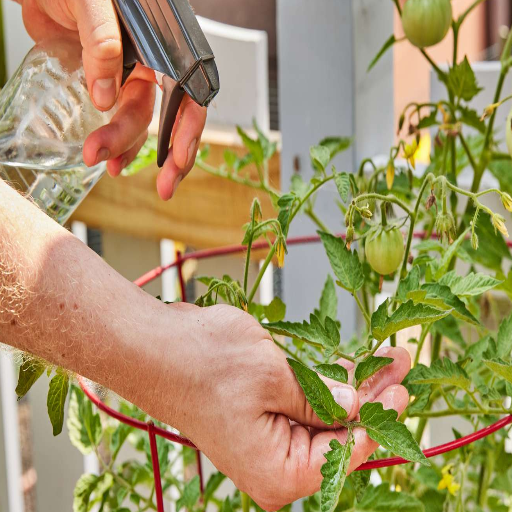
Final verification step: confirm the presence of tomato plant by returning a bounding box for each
[13,1,512,512]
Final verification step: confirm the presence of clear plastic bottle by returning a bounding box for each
[0,39,113,225]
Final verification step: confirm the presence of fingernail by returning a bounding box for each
[332,386,355,415]
[96,148,111,164]
[93,78,117,109]
[171,175,183,198]
[187,138,198,167]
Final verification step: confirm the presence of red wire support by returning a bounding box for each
[79,231,512,509]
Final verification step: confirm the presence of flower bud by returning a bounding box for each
[502,193,512,213]
[346,226,354,249]
[360,205,373,219]
[404,140,418,169]
[480,102,499,121]
[275,239,286,268]
[425,193,437,211]
[492,214,509,238]
[386,161,395,190]
[471,230,479,251]
[435,212,456,243]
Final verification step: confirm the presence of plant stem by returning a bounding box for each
[458,132,480,175]
[457,0,486,27]
[354,292,371,328]
[273,338,308,364]
[411,407,505,418]
[305,207,331,233]
[355,192,413,216]
[248,244,276,303]
[413,323,431,366]
[431,332,442,360]
[243,236,254,295]
[242,492,251,512]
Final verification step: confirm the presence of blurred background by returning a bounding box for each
[0,1,512,511]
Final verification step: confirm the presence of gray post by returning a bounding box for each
[277,0,394,336]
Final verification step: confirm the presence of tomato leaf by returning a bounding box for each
[266,313,340,357]
[237,126,264,166]
[354,483,425,511]
[287,359,347,425]
[311,145,331,172]
[176,475,201,512]
[371,300,451,343]
[315,275,338,324]
[16,358,45,400]
[396,266,421,302]
[439,270,502,297]
[358,402,428,465]
[67,386,102,455]
[355,356,394,386]
[47,372,70,436]
[483,360,512,385]
[315,363,349,383]
[319,232,364,293]
[264,296,286,323]
[433,228,470,280]
[321,434,354,512]
[497,313,512,359]
[409,358,471,390]
[319,137,352,160]
[447,56,483,102]
[368,34,398,72]
[334,172,351,203]
[204,472,226,505]
[73,473,113,512]
[351,465,372,502]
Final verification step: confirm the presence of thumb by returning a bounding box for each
[71,0,123,111]
[277,362,359,428]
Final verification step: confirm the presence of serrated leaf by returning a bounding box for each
[447,56,482,102]
[396,266,421,302]
[316,275,338,324]
[409,358,471,390]
[355,356,394,386]
[237,126,264,166]
[222,497,233,512]
[319,137,352,159]
[355,483,425,511]
[264,296,286,323]
[277,193,295,236]
[368,34,397,72]
[431,315,465,347]
[334,173,351,203]
[321,434,354,512]
[266,314,340,357]
[358,402,428,465]
[176,475,201,512]
[287,359,347,425]
[47,372,70,436]
[416,109,438,130]
[351,466,372,502]
[434,228,470,280]
[311,145,331,172]
[483,360,512,385]
[371,300,451,343]
[458,106,486,133]
[204,472,226,505]
[315,364,348,383]
[73,473,113,512]
[16,359,45,400]
[319,232,364,293]
[439,271,502,297]
[497,313,512,359]
[67,387,102,455]
[414,283,478,325]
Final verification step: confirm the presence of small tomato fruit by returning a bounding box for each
[402,0,452,49]
[365,227,405,276]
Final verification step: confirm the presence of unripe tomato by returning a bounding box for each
[507,106,512,158]
[402,0,452,49]
[365,227,405,276]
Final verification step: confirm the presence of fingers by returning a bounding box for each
[70,0,123,110]
[83,79,155,168]
[285,384,409,500]
[106,130,148,177]
[171,95,207,171]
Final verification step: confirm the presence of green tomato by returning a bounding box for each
[365,227,405,276]
[402,0,453,49]
[507,106,512,158]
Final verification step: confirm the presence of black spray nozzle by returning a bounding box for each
[113,0,220,167]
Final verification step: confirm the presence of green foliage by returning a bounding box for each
[354,356,394,387]
[355,484,424,511]
[47,372,70,436]
[315,363,348,384]
[16,358,45,400]
[177,475,201,512]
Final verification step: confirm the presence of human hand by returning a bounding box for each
[134,303,411,511]
[20,0,207,200]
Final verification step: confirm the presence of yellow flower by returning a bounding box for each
[386,161,395,190]
[502,193,512,213]
[276,240,285,268]
[480,102,500,121]
[492,214,509,238]
[395,484,402,493]
[438,464,460,496]
[404,140,418,169]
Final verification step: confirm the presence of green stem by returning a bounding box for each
[242,492,251,512]
[459,132,480,175]
[273,338,308,365]
[354,292,371,328]
[243,235,254,295]
[411,407,505,418]
[413,323,431,367]
[431,332,442,360]
[248,244,276,303]
[420,49,447,81]
[355,192,413,216]
[305,207,331,233]
[457,0,486,27]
